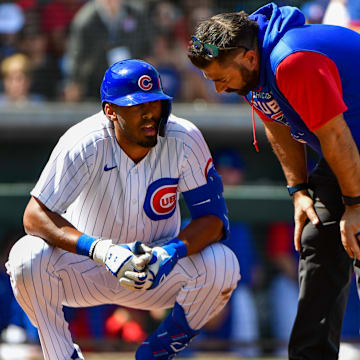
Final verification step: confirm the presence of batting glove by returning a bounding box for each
[146,238,188,290]
[91,240,152,283]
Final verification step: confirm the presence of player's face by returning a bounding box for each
[111,100,162,148]
[202,54,259,96]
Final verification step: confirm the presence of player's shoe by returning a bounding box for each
[71,343,84,360]
[135,302,200,359]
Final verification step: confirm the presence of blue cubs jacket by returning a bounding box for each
[246,3,360,155]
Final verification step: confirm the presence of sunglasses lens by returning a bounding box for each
[191,36,219,58]
[191,36,202,50]
[204,44,218,58]
[194,41,202,50]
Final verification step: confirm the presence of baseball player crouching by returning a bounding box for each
[6,59,240,360]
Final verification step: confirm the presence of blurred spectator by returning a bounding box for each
[323,0,360,31]
[19,26,62,100]
[323,0,350,26]
[105,307,147,343]
[265,222,298,357]
[181,66,220,103]
[145,1,187,100]
[0,229,39,345]
[41,0,84,58]
[1,297,39,344]
[64,304,151,349]
[0,3,25,63]
[145,33,183,99]
[63,0,154,102]
[175,0,217,47]
[342,275,360,339]
[0,53,44,106]
[195,149,262,357]
[148,0,181,38]
[301,1,326,24]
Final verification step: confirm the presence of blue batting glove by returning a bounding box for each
[146,238,187,290]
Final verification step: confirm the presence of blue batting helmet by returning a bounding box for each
[101,59,172,135]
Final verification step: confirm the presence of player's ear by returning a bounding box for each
[242,49,258,70]
[104,103,118,122]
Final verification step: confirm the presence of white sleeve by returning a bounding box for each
[176,124,213,193]
[31,134,95,214]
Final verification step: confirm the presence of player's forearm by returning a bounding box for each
[264,121,308,185]
[23,196,82,253]
[314,114,360,197]
[177,215,223,256]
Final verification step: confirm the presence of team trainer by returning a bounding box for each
[188,3,360,360]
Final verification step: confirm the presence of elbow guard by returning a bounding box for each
[182,167,229,239]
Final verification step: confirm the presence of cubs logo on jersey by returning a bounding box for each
[246,90,309,144]
[144,178,179,221]
[246,90,286,125]
[138,75,153,91]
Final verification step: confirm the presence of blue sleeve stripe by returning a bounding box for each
[76,234,97,257]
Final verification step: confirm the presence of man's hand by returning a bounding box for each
[293,190,320,251]
[92,240,151,280]
[119,238,188,291]
[340,205,360,260]
[116,245,174,291]
[147,238,187,290]
[118,245,178,291]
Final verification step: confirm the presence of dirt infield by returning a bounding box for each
[34,355,281,360]
[83,354,281,360]
[0,343,285,359]
[29,354,282,360]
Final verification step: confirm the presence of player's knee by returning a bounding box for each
[202,243,240,293]
[7,235,48,285]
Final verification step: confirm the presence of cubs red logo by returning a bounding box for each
[138,75,153,91]
[144,178,179,221]
[151,185,177,215]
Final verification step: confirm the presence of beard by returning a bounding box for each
[137,136,158,148]
[226,63,259,96]
[137,118,159,148]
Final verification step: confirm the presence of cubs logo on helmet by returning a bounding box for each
[144,178,179,221]
[138,75,153,91]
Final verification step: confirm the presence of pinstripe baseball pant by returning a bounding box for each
[6,235,240,360]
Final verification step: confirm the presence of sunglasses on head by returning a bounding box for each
[191,36,248,58]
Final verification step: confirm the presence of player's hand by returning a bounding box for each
[118,245,173,291]
[147,238,188,290]
[340,205,360,260]
[117,238,187,291]
[92,240,152,280]
[292,190,320,252]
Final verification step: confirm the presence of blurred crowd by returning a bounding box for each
[2,0,358,107]
[0,0,240,106]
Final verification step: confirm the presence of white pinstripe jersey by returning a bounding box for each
[31,111,213,246]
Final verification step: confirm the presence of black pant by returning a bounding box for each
[288,159,359,360]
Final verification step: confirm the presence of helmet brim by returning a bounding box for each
[105,91,172,107]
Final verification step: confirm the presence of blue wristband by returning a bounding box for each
[163,237,188,260]
[76,234,97,257]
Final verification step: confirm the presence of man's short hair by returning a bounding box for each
[188,11,258,69]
